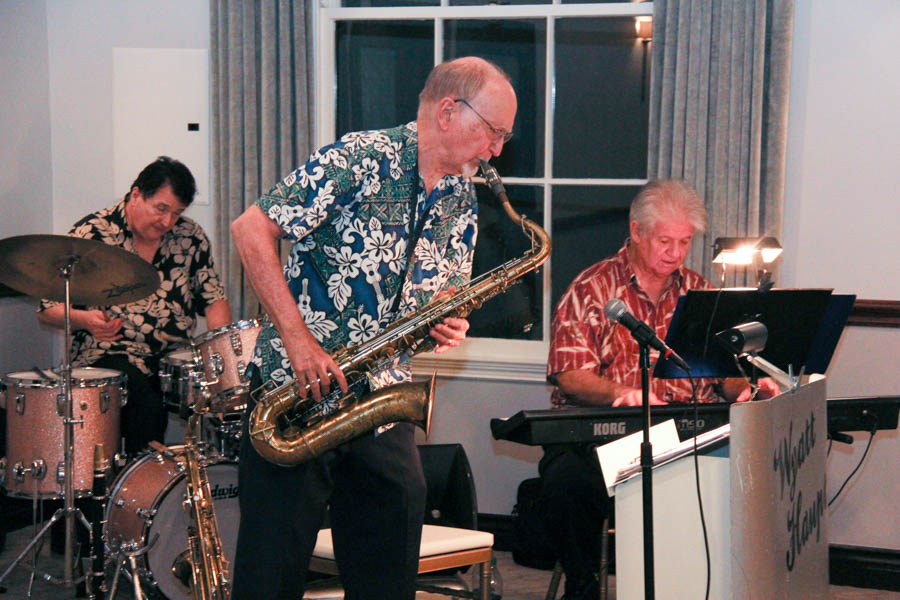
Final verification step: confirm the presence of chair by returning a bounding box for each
[305,444,494,599]
[544,516,614,600]
[307,524,493,599]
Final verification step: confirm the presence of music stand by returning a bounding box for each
[631,288,852,598]
[654,288,856,381]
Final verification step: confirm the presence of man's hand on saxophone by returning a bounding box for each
[428,286,470,353]
[430,316,470,353]
[281,327,348,402]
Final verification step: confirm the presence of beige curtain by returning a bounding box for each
[210,0,315,319]
[648,0,793,285]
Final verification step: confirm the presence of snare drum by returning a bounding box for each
[192,320,260,415]
[159,348,199,414]
[104,446,239,600]
[1,367,125,498]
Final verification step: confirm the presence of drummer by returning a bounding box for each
[36,156,231,455]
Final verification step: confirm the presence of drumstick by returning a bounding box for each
[148,440,178,460]
[31,365,57,380]
[158,331,193,346]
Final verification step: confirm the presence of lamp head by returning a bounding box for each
[715,321,768,356]
[712,237,782,265]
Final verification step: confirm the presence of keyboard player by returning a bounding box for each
[538,180,778,600]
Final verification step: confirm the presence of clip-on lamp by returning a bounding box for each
[714,321,798,392]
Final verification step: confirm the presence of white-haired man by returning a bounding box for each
[541,179,777,599]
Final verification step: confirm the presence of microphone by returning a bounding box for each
[603,298,691,373]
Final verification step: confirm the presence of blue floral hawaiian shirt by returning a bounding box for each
[252,122,478,392]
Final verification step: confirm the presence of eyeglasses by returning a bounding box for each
[453,98,513,144]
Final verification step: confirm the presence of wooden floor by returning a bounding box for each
[1,523,898,599]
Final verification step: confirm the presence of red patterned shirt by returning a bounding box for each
[548,243,719,406]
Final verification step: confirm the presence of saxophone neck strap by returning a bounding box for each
[390,191,435,316]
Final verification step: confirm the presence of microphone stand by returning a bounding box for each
[638,342,655,600]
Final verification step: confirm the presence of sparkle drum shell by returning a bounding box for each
[1,367,124,498]
[192,319,260,415]
[103,446,239,600]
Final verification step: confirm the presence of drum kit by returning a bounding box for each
[0,234,260,599]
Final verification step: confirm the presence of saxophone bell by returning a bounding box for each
[250,373,435,467]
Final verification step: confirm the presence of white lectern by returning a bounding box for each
[614,377,829,600]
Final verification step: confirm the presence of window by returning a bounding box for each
[316,1,652,380]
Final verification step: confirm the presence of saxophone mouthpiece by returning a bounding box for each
[479,159,506,198]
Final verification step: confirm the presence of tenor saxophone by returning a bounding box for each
[249,159,551,466]
[180,416,231,600]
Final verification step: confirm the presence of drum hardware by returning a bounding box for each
[11,458,46,483]
[0,234,157,596]
[202,416,242,461]
[90,443,110,600]
[228,331,241,354]
[107,537,158,600]
[208,353,224,379]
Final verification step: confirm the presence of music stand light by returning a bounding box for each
[712,236,782,288]
[714,321,798,392]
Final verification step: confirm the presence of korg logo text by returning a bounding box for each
[593,421,627,436]
[677,418,706,431]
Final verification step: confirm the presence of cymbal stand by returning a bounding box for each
[0,256,94,595]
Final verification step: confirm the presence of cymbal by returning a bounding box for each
[0,234,160,305]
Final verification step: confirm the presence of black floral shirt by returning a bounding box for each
[40,198,227,375]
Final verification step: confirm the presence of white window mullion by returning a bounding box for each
[317,12,336,148]
[543,14,556,344]
[434,17,443,67]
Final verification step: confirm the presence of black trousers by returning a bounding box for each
[232,371,427,600]
[90,354,167,456]
[538,445,612,590]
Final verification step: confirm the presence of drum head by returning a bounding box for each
[192,319,260,345]
[3,367,123,386]
[164,349,195,364]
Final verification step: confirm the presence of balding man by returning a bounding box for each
[230,56,517,599]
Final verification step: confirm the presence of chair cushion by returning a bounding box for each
[312,524,494,560]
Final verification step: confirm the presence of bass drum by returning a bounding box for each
[104,446,239,599]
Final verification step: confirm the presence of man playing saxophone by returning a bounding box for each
[229,56,518,599]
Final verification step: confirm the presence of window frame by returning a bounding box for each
[314,0,652,382]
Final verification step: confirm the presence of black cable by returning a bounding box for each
[828,415,878,507]
[701,284,726,363]
[688,374,712,600]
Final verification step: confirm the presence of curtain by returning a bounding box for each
[210,0,315,319]
[648,0,794,285]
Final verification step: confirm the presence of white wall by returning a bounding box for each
[45,0,213,237]
[782,0,900,550]
[0,0,54,374]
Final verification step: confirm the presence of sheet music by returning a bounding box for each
[594,419,681,496]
